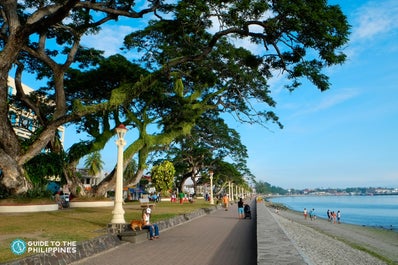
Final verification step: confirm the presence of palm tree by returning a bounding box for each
[84,151,104,185]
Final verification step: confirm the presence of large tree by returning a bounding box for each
[0,0,162,194]
[167,111,250,194]
[0,0,349,195]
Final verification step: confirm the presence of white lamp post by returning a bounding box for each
[228,181,231,199]
[209,170,214,205]
[111,124,127,224]
[231,182,234,201]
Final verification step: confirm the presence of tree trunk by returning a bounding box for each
[0,72,32,194]
[0,156,32,194]
[190,174,198,197]
[94,168,116,197]
[64,163,86,197]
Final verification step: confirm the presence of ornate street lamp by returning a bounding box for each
[209,170,214,205]
[111,124,127,224]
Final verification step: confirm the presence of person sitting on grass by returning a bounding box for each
[142,207,160,240]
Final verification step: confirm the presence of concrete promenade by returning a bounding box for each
[71,199,307,265]
[256,202,306,265]
[72,200,257,265]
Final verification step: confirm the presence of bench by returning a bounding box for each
[117,229,149,243]
[139,197,155,209]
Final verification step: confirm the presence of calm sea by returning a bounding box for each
[268,195,398,231]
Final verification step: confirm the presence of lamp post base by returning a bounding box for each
[107,223,129,234]
[110,208,126,224]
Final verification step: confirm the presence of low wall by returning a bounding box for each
[0,201,115,213]
[69,201,114,207]
[6,234,124,265]
[0,204,58,213]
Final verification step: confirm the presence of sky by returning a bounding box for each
[239,0,398,189]
[58,0,398,190]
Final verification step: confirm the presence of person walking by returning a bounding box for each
[309,208,315,220]
[237,198,244,219]
[337,210,341,224]
[303,208,308,220]
[222,194,229,211]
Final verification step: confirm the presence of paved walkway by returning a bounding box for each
[256,202,306,265]
[72,200,257,265]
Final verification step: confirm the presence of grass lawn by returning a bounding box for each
[0,199,212,263]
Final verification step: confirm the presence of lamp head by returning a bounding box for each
[115,124,127,139]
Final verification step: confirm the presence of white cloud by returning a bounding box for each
[81,25,135,57]
[291,88,359,118]
[351,0,398,42]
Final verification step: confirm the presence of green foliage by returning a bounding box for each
[0,185,11,199]
[83,151,104,177]
[0,0,350,196]
[23,185,53,199]
[24,152,66,186]
[151,161,176,192]
[254,180,287,195]
[5,185,53,200]
[124,158,138,184]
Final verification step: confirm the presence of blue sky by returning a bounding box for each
[60,0,397,189]
[239,0,398,189]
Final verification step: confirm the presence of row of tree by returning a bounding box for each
[254,181,288,195]
[0,0,350,196]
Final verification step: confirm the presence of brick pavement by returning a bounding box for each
[72,200,257,265]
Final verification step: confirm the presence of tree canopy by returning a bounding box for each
[0,0,349,195]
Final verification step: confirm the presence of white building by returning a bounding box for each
[7,76,65,143]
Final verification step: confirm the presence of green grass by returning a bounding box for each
[335,237,395,265]
[0,200,211,263]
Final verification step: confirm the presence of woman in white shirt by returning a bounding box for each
[142,207,160,240]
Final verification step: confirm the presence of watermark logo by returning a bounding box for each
[10,239,27,255]
[9,239,77,255]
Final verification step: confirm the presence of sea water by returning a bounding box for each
[268,195,398,231]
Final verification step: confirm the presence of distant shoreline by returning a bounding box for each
[268,193,398,197]
[265,196,398,232]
